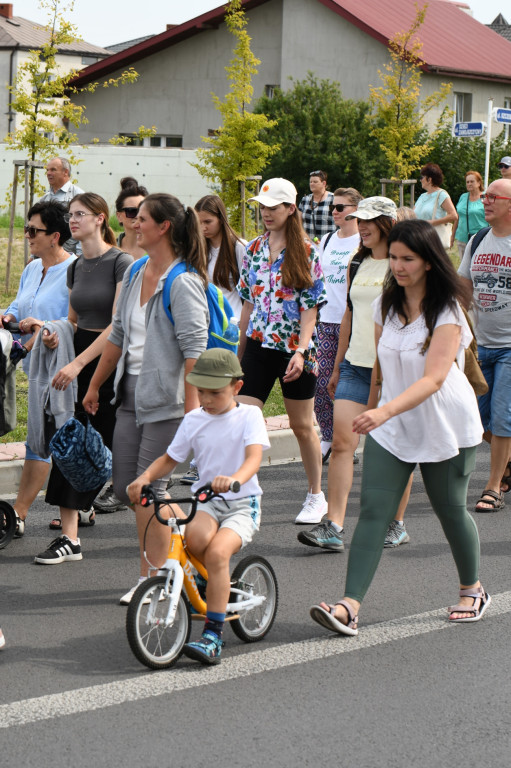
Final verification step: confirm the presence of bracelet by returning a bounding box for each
[296,347,306,356]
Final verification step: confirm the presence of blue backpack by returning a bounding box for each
[128,256,239,351]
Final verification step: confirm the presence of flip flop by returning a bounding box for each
[310,599,358,636]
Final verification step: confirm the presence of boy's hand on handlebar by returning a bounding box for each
[127,477,148,505]
[211,475,237,494]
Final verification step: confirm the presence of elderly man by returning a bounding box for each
[458,178,511,512]
[497,156,511,180]
[39,157,84,254]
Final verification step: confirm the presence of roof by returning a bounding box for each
[69,0,511,88]
[106,34,156,54]
[0,14,109,56]
[487,14,511,44]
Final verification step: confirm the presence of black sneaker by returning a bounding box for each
[34,536,82,565]
[93,484,127,513]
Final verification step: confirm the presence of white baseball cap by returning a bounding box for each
[248,178,297,206]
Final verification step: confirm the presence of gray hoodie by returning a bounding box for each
[109,259,209,425]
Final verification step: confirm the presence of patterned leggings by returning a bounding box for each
[313,322,340,442]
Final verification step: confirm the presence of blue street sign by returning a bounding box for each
[494,108,511,124]
[453,121,486,137]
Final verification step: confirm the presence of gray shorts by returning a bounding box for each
[198,495,261,548]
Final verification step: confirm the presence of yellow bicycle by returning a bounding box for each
[126,483,278,670]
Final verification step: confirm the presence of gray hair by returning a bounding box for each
[54,156,71,175]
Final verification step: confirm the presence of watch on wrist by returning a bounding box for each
[296,347,306,356]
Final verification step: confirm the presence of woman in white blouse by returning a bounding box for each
[310,219,489,635]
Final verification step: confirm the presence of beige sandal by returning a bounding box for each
[310,599,359,636]
[448,586,491,623]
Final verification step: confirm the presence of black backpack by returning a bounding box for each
[469,227,491,258]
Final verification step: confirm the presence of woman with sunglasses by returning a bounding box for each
[314,187,363,464]
[0,201,75,538]
[32,193,133,565]
[298,170,335,244]
[238,178,328,523]
[115,177,148,258]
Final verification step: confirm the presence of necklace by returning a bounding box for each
[80,250,108,274]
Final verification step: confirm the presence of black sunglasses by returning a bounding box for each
[498,163,510,170]
[330,203,355,213]
[120,207,139,218]
[24,225,48,238]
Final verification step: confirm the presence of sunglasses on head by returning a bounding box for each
[330,203,355,213]
[120,207,139,218]
[24,225,48,238]
[498,163,510,170]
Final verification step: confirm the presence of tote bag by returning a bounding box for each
[49,412,112,492]
[432,192,453,249]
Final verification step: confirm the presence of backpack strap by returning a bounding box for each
[346,253,365,313]
[128,254,149,283]
[161,262,191,324]
[470,227,491,259]
[323,231,335,251]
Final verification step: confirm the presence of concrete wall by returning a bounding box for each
[0,144,210,216]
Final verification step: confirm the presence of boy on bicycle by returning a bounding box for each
[127,348,270,665]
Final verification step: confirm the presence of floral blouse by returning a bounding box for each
[237,233,327,373]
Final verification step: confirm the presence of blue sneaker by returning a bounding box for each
[183,630,224,665]
[297,519,344,551]
[384,520,410,548]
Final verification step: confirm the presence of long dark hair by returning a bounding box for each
[70,193,116,246]
[382,219,464,337]
[351,214,394,265]
[282,206,313,290]
[141,193,208,285]
[194,195,242,291]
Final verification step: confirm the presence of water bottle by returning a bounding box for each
[224,317,240,345]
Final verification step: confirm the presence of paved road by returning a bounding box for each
[2,443,511,767]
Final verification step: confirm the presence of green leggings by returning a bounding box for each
[344,435,480,603]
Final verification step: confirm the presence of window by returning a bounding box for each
[117,134,182,148]
[454,92,472,123]
[264,84,279,99]
[81,55,100,66]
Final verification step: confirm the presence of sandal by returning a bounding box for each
[14,512,25,538]
[310,599,358,636]
[448,586,491,623]
[474,489,504,513]
[49,510,96,530]
[49,517,62,530]
[501,461,511,493]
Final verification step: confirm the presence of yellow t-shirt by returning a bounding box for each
[346,256,389,368]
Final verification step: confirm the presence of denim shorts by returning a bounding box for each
[477,345,511,436]
[25,443,51,464]
[334,358,372,405]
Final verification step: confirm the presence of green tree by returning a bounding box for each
[190,0,278,236]
[369,2,451,182]
[4,0,138,205]
[254,73,386,197]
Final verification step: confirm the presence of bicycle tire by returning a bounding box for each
[126,575,191,669]
[0,500,16,551]
[229,556,278,642]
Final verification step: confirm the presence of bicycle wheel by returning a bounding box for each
[126,576,191,669]
[0,501,16,551]
[229,556,278,642]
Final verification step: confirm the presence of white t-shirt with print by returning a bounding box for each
[318,231,360,324]
[167,403,270,499]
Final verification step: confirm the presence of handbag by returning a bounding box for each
[432,191,453,249]
[49,412,112,492]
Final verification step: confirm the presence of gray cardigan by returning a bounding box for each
[109,259,209,424]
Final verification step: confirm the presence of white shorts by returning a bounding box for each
[197,495,261,548]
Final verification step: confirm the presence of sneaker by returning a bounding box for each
[353,451,359,465]
[294,491,328,525]
[34,536,82,565]
[0,628,5,650]
[120,578,146,605]
[93,484,127,513]
[297,519,345,551]
[180,464,199,485]
[384,520,410,548]
[321,441,332,465]
[182,630,224,665]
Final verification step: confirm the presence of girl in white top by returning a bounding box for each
[311,219,489,637]
[195,194,246,319]
[313,187,362,462]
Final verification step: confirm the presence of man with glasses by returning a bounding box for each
[497,156,511,180]
[39,157,84,255]
[458,178,511,512]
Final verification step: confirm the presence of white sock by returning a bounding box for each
[329,520,343,533]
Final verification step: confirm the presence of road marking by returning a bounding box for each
[1,591,509,728]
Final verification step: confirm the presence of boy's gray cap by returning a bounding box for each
[345,196,397,220]
[498,156,511,166]
[186,348,244,389]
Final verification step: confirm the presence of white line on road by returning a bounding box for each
[2,591,510,729]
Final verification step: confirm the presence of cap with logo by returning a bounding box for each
[248,178,297,206]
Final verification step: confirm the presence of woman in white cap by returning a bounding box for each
[237,178,328,523]
[498,156,511,180]
[298,197,412,553]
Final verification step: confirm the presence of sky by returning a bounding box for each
[9,0,510,48]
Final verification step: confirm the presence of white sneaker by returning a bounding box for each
[295,491,328,524]
[119,578,146,605]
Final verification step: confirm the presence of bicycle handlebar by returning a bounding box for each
[2,321,20,333]
[140,481,241,527]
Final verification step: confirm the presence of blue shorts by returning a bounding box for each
[25,443,51,464]
[477,346,511,436]
[335,359,372,405]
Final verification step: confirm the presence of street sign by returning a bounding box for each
[494,108,511,124]
[453,121,486,137]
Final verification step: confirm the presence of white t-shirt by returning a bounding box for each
[458,229,511,348]
[208,240,246,319]
[318,231,360,324]
[370,297,482,463]
[126,280,147,374]
[167,403,270,499]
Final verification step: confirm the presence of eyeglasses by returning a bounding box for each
[330,203,356,213]
[24,225,48,238]
[119,207,139,219]
[480,193,511,204]
[64,211,96,222]
[497,164,510,170]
